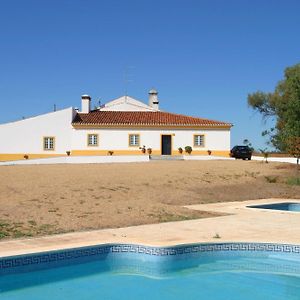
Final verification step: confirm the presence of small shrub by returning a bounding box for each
[66,151,71,156]
[0,231,9,239]
[24,155,29,160]
[147,148,152,155]
[178,147,183,154]
[207,150,212,155]
[107,151,114,156]
[185,146,193,155]
[213,233,221,239]
[264,176,278,183]
[286,177,300,186]
[28,220,37,226]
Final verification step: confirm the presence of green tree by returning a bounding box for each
[286,136,300,166]
[248,63,300,151]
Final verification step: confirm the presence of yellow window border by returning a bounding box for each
[193,134,205,147]
[87,134,99,147]
[43,136,55,151]
[128,134,140,147]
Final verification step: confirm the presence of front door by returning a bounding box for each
[161,135,172,155]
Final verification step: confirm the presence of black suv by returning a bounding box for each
[230,146,252,160]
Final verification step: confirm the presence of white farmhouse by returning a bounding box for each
[0,89,232,161]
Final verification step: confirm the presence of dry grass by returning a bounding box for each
[0,160,299,240]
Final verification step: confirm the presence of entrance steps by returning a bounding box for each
[150,155,184,161]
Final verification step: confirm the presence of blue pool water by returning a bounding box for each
[248,202,300,212]
[0,243,299,300]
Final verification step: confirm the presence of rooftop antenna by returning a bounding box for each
[96,98,101,110]
[123,66,135,101]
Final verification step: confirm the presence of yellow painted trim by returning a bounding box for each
[0,149,231,161]
[87,133,99,147]
[128,133,140,147]
[193,134,205,147]
[72,124,232,130]
[72,150,146,156]
[43,136,55,151]
[191,150,230,157]
[71,149,230,157]
[160,134,173,155]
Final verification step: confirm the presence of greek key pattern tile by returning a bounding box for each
[0,243,299,271]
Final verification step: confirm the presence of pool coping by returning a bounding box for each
[0,198,299,259]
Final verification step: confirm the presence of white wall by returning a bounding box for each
[72,128,231,151]
[252,156,298,164]
[0,108,75,154]
[0,107,230,157]
[0,155,149,165]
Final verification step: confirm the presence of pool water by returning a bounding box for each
[248,202,300,212]
[0,249,300,300]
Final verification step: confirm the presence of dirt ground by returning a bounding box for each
[0,160,299,240]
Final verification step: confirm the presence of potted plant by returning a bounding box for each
[207,150,212,156]
[185,146,193,155]
[108,151,114,156]
[24,154,29,160]
[147,148,152,155]
[178,147,183,154]
[140,145,146,154]
[66,151,71,156]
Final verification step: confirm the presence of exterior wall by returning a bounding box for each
[0,108,231,161]
[71,128,231,156]
[0,108,75,161]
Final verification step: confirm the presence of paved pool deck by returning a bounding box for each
[0,198,299,258]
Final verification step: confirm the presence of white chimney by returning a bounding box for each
[81,95,91,113]
[148,88,159,110]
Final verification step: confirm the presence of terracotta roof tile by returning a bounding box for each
[72,111,232,127]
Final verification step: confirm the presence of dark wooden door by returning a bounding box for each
[161,135,172,155]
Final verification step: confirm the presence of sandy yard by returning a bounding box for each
[0,160,299,240]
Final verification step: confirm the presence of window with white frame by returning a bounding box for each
[129,134,140,147]
[43,137,55,150]
[194,135,205,147]
[88,134,98,146]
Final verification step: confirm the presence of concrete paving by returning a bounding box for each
[0,198,299,258]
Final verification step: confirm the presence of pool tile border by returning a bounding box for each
[0,242,299,272]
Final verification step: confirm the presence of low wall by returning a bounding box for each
[183,155,298,164]
[252,156,298,164]
[1,155,297,165]
[183,155,234,161]
[0,155,149,166]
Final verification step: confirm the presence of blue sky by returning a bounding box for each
[1,0,300,149]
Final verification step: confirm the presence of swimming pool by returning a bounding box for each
[248,202,300,212]
[0,243,299,299]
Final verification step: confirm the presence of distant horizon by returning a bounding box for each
[1,0,299,150]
